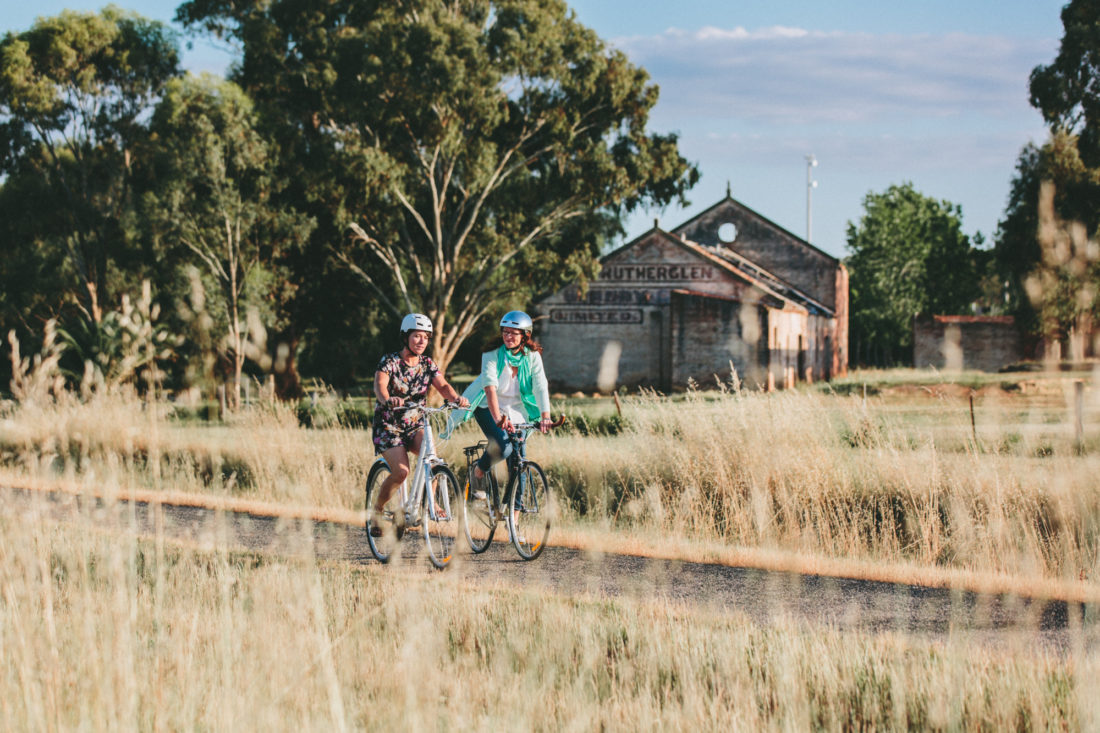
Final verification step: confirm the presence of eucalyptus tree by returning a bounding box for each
[995,133,1100,352]
[177,0,698,371]
[1030,0,1100,168]
[145,74,315,407]
[1022,0,1100,355]
[0,7,180,324]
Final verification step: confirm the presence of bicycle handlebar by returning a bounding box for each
[510,415,567,432]
[390,401,465,414]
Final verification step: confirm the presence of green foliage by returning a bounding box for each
[995,132,1100,348]
[845,183,981,365]
[568,411,628,437]
[55,281,180,392]
[296,398,372,430]
[175,0,699,371]
[1030,0,1100,168]
[143,73,315,404]
[0,7,180,321]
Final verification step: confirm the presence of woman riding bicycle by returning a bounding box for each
[454,311,553,511]
[371,313,467,535]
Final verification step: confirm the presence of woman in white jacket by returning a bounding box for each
[455,311,552,511]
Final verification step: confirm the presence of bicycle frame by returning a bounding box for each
[467,421,554,520]
[375,405,453,527]
[461,415,562,560]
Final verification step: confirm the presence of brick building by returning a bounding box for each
[913,315,1021,372]
[535,193,849,392]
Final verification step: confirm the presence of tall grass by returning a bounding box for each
[0,503,1095,731]
[537,383,1100,593]
[2,370,1099,594]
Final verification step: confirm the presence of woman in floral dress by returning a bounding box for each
[370,313,467,533]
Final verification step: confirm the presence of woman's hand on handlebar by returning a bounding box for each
[496,413,513,432]
[537,417,553,434]
[455,396,470,408]
[386,396,405,408]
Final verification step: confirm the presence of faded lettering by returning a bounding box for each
[550,309,644,325]
[562,288,666,306]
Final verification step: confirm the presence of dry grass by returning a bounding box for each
[535,380,1100,595]
[1,502,1096,731]
[3,370,1100,727]
[2,370,1099,600]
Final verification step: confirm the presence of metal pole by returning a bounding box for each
[805,154,817,243]
[1075,379,1085,453]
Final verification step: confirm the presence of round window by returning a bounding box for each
[717,222,738,243]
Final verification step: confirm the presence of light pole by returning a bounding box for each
[805,154,818,243]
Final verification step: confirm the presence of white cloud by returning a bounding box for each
[612,26,1056,127]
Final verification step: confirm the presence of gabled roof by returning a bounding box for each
[671,193,840,265]
[692,240,835,317]
[601,227,832,316]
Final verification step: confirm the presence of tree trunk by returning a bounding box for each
[273,331,303,400]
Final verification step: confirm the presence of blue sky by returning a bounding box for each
[3,1,1068,258]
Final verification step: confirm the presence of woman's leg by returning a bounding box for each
[375,428,424,511]
[512,434,529,530]
[473,407,512,474]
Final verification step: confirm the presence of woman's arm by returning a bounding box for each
[483,385,511,430]
[374,371,402,407]
[431,372,469,406]
[528,353,552,432]
[480,350,510,428]
[529,352,551,413]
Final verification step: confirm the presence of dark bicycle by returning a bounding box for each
[460,418,563,560]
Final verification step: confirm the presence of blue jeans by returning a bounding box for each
[473,407,525,472]
[473,407,529,508]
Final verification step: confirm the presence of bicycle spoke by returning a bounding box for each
[508,461,551,560]
[462,471,496,554]
[423,464,459,569]
[365,461,402,563]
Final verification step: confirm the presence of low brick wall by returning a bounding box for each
[913,316,1021,372]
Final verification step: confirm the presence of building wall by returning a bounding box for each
[832,263,850,377]
[537,224,843,391]
[538,231,758,391]
[913,316,1021,372]
[668,292,770,389]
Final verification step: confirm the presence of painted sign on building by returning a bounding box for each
[600,263,716,282]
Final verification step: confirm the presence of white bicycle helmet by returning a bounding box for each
[499,310,533,332]
[400,313,433,334]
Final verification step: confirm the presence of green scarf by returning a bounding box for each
[498,345,539,420]
[463,346,538,421]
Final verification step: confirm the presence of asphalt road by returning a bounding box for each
[5,486,1097,654]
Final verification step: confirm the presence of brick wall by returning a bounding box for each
[537,222,846,391]
[669,291,769,389]
[913,316,1021,372]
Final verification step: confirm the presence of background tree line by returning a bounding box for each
[0,0,697,401]
[5,0,1099,389]
[846,0,1100,367]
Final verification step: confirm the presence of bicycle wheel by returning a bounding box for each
[507,460,552,560]
[365,459,403,563]
[422,464,460,569]
[462,469,496,554]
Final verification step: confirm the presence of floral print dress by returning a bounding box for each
[372,352,440,454]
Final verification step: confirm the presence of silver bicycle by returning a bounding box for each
[364,403,461,569]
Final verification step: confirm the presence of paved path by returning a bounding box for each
[5,486,1096,654]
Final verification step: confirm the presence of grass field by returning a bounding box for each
[2,366,1099,728]
[1,506,1095,731]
